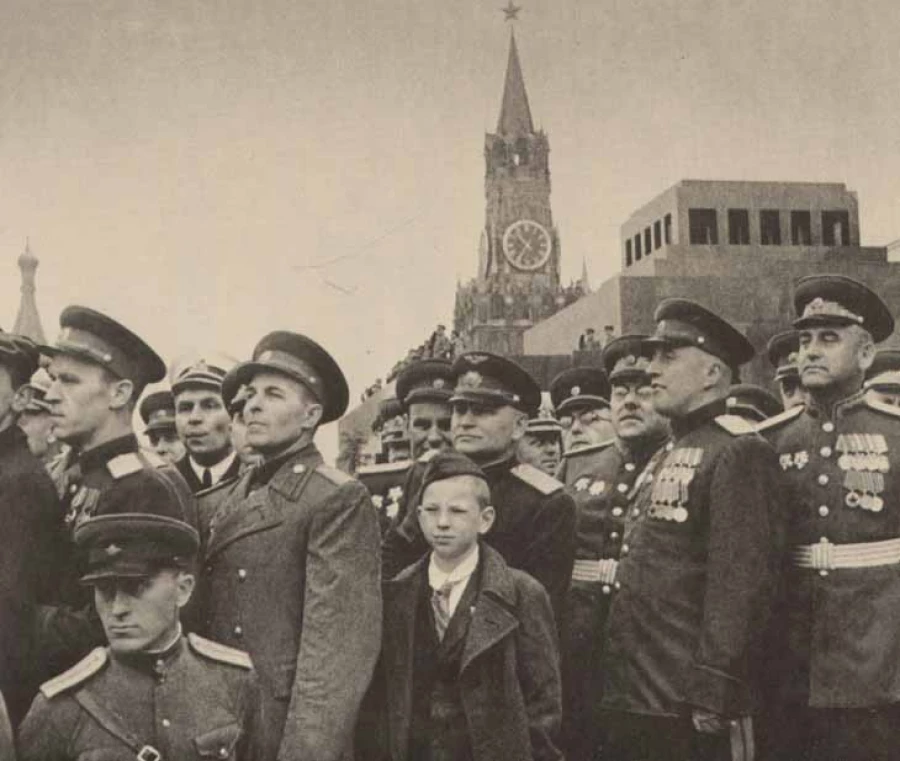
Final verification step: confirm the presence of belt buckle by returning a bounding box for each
[811,538,835,570]
[137,746,162,761]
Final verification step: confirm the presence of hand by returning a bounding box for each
[691,708,726,735]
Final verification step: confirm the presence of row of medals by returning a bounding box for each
[647,447,703,523]
[837,433,889,512]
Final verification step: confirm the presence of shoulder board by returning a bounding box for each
[714,414,758,436]
[417,448,440,464]
[188,633,253,670]
[315,463,353,486]
[510,463,564,495]
[40,648,108,699]
[357,460,411,476]
[197,475,240,500]
[106,452,145,479]
[754,404,804,433]
[562,438,615,459]
[865,397,900,419]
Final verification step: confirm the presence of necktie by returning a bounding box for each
[431,580,461,641]
[201,468,213,489]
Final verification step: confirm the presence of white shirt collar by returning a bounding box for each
[190,451,237,485]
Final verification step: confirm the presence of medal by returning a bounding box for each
[673,507,688,523]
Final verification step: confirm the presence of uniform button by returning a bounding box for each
[817,474,829,486]
[666,442,674,451]
[234,625,243,637]
[612,507,623,517]
[617,483,628,494]
[69,484,78,494]
[822,422,835,433]
[818,505,829,517]
[820,536,829,543]
[621,544,629,554]
[602,585,611,594]
[238,568,247,580]
[625,463,636,472]
[162,718,171,728]
[820,446,833,458]
[218,748,229,758]
[155,658,164,670]
[610,532,620,540]
[632,508,640,517]
[819,569,829,577]
[614,581,621,590]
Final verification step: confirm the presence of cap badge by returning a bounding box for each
[432,378,446,390]
[802,297,864,324]
[571,385,581,396]
[625,354,637,366]
[466,354,490,365]
[258,350,275,363]
[459,371,483,390]
[104,543,122,557]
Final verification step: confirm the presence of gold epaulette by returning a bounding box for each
[188,633,253,670]
[754,404,804,433]
[562,438,615,459]
[510,463,564,495]
[106,453,144,479]
[315,463,353,486]
[714,414,758,436]
[865,397,900,419]
[40,648,107,698]
[357,460,412,476]
[417,448,440,464]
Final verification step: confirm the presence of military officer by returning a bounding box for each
[383,351,576,623]
[766,330,806,409]
[171,358,242,493]
[0,335,64,725]
[517,409,564,476]
[378,397,411,463]
[559,335,670,761]
[600,299,783,761]
[138,389,185,465]
[36,306,196,677]
[358,360,455,533]
[197,331,382,761]
[18,366,62,463]
[724,383,783,423]
[757,275,900,761]
[18,488,261,761]
[550,366,615,456]
[863,348,900,406]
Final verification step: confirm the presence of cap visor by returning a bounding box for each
[556,395,609,416]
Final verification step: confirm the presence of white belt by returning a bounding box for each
[572,558,618,584]
[792,538,900,570]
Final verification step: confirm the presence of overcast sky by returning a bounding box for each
[2,0,899,454]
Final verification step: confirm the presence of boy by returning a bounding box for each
[376,450,563,761]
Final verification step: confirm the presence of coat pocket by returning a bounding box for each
[193,723,243,759]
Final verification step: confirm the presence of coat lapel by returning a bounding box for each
[383,560,426,761]
[460,546,520,674]
[437,574,479,660]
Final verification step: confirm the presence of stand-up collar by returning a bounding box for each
[251,439,320,487]
[78,434,139,473]
[670,398,728,440]
[806,387,867,421]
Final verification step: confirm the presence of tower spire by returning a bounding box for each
[497,29,534,136]
[14,239,46,342]
[580,257,591,293]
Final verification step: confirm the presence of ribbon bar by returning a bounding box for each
[571,558,618,584]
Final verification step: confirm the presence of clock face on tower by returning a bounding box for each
[502,219,552,271]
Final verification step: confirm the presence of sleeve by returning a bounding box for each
[278,481,383,761]
[686,436,783,716]
[236,669,266,761]
[519,490,577,626]
[515,576,564,761]
[16,694,70,761]
[380,467,430,579]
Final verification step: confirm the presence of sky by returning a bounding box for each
[2,0,899,456]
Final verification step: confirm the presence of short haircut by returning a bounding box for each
[421,474,492,511]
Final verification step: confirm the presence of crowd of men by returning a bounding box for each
[2,273,900,760]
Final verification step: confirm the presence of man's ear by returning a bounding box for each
[108,378,136,411]
[509,409,528,443]
[301,402,324,432]
[175,571,196,609]
[857,334,876,373]
[11,385,32,414]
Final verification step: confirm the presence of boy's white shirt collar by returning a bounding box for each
[428,544,480,620]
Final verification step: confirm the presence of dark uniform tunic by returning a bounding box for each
[600,401,782,760]
[18,633,261,761]
[557,434,667,761]
[198,441,382,761]
[382,456,577,623]
[356,458,415,534]
[758,392,900,760]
